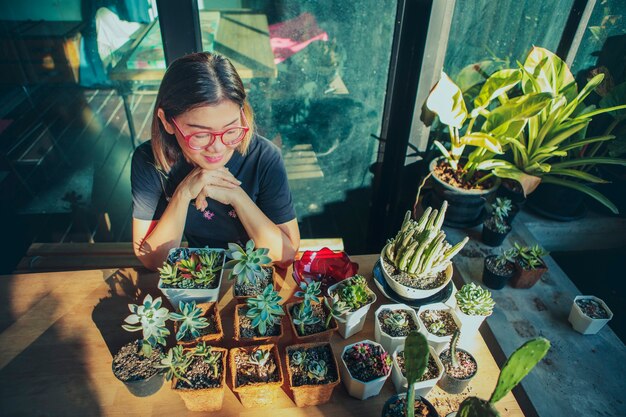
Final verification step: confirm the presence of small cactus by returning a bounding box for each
[404,331,430,417]
[449,330,460,368]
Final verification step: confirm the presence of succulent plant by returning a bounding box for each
[514,243,548,270]
[245,284,284,336]
[456,283,496,316]
[384,203,469,277]
[122,294,170,356]
[404,331,430,417]
[488,197,512,233]
[225,240,272,285]
[157,263,179,285]
[290,351,307,367]
[306,360,328,381]
[323,294,350,328]
[428,321,445,336]
[495,248,517,268]
[448,330,461,368]
[344,342,392,378]
[295,280,322,306]
[332,275,373,312]
[457,338,550,417]
[384,311,409,329]
[158,248,222,288]
[193,342,221,378]
[169,301,209,341]
[248,348,271,368]
[292,302,321,334]
[155,345,193,385]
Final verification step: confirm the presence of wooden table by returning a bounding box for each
[0,255,524,416]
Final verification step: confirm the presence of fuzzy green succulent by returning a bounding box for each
[295,280,322,306]
[245,284,284,336]
[457,338,550,417]
[332,275,373,312]
[456,283,496,316]
[122,294,170,357]
[225,240,272,285]
[169,301,209,341]
[306,360,329,381]
[385,203,469,277]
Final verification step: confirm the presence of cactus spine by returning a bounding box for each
[449,330,460,368]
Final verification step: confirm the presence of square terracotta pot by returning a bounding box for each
[175,302,224,347]
[510,260,548,289]
[232,265,278,302]
[286,301,338,343]
[233,303,284,345]
[229,343,284,408]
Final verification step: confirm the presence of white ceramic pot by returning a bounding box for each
[374,303,419,354]
[380,245,453,300]
[328,278,377,339]
[339,340,391,400]
[453,306,490,336]
[417,303,463,354]
[390,345,443,397]
[157,248,225,310]
[568,295,613,335]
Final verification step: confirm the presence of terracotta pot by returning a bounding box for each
[230,343,284,408]
[233,303,284,345]
[285,342,341,407]
[510,260,548,289]
[175,302,224,347]
[233,265,278,302]
[286,301,338,343]
[172,347,228,411]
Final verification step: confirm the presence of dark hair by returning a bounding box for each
[150,52,255,172]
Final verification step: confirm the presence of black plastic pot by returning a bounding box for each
[112,363,164,397]
[381,393,440,417]
[496,179,526,206]
[437,348,477,394]
[482,255,514,290]
[527,183,587,221]
[481,222,510,247]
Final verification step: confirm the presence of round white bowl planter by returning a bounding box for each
[417,303,463,354]
[568,295,614,335]
[339,340,391,400]
[327,278,377,339]
[380,245,454,300]
[390,345,443,397]
[374,303,420,354]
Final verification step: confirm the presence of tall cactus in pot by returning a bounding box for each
[405,331,430,417]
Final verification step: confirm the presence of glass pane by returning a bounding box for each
[444,0,575,79]
[197,1,397,252]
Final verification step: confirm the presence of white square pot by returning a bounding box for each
[453,307,489,336]
[157,248,226,310]
[339,339,391,400]
[374,303,420,354]
[568,295,613,335]
[417,303,463,354]
[390,345,443,397]
[328,278,377,339]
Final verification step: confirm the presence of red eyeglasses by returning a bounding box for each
[171,109,249,150]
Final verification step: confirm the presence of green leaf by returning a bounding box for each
[246,240,255,252]
[485,93,553,133]
[121,324,141,332]
[559,135,616,152]
[458,397,500,417]
[550,157,626,169]
[473,69,522,112]
[461,132,503,154]
[542,176,618,214]
[578,104,626,120]
[522,47,575,97]
[549,168,608,183]
[233,262,245,275]
[405,331,429,385]
[426,72,468,128]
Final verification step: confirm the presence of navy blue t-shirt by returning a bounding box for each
[131,135,296,248]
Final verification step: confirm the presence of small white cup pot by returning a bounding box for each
[568,295,614,335]
[339,339,391,400]
[453,306,490,337]
[374,303,420,354]
[327,279,377,339]
[390,345,443,398]
[417,303,463,354]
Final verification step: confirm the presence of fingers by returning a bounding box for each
[204,167,241,187]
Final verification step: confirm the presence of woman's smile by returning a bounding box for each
[203,154,224,163]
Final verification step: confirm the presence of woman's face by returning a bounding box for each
[162,100,244,170]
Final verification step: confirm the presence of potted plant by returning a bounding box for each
[374,303,420,354]
[417,303,462,354]
[482,248,516,290]
[568,295,613,335]
[327,274,377,338]
[381,204,469,300]
[293,247,360,295]
[339,340,392,400]
[510,243,549,289]
[285,342,341,407]
[453,283,495,334]
[287,280,338,343]
[155,343,228,411]
[112,294,169,397]
[382,331,440,417]
[454,338,550,417]
[225,239,276,301]
[390,344,443,398]
[482,198,513,247]
[234,284,284,344]
[437,331,477,394]
[170,301,223,346]
[157,247,225,308]
[229,344,284,408]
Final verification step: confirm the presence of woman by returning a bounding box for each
[131,52,300,271]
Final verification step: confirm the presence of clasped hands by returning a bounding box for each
[177,167,243,212]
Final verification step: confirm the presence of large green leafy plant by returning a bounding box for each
[490,47,626,212]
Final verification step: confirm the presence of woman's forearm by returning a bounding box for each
[136,191,190,270]
[231,191,297,264]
